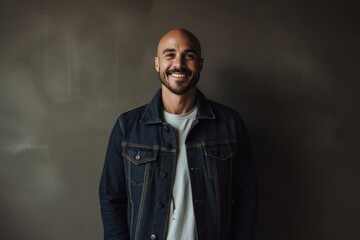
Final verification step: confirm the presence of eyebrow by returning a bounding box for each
[162,48,198,55]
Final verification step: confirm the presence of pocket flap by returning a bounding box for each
[123,145,158,164]
[204,142,237,161]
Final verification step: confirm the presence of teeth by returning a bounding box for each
[171,73,186,78]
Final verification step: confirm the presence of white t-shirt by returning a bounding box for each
[163,107,198,240]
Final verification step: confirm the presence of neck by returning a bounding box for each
[161,86,197,114]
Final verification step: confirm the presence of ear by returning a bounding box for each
[199,58,204,71]
[154,57,159,72]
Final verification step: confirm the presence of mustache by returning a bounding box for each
[166,67,191,75]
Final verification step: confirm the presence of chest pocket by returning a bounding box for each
[123,145,158,186]
[204,142,237,184]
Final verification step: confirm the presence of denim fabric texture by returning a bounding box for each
[99,89,258,240]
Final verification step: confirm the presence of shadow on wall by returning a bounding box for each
[214,67,349,239]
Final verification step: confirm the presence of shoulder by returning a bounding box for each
[118,104,149,122]
[206,99,248,132]
[197,89,239,119]
[208,100,239,117]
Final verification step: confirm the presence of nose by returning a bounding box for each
[173,55,185,68]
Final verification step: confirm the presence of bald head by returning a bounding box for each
[156,28,202,57]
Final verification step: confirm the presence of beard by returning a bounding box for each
[158,67,200,95]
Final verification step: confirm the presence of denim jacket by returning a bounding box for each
[99,89,258,240]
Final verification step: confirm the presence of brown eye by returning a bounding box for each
[165,53,175,59]
[185,53,195,60]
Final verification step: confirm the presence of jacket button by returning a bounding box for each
[150,234,157,239]
[156,202,163,208]
[160,171,167,178]
[163,125,169,132]
[135,155,140,160]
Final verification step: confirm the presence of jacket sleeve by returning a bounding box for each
[99,116,130,240]
[230,113,258,239]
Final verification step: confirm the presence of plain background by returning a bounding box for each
[0,0,359,239]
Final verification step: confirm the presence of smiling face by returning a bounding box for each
[154,29,204,95]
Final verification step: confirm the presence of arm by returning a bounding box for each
[99,117,130,240]
[230,113,258,239]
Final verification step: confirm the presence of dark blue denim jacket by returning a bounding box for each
[99,89,258,240]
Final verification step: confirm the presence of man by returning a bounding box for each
[99,28,258,240]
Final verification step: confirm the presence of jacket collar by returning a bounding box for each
[140,88,215,124]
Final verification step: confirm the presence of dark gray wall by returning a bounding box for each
[1,0,359,239]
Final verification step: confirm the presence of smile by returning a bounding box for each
[170,73,187,78]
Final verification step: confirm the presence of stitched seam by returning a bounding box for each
[186,139,237,148]
[122,143,176,153]
[212,159,221,240]
[134,163,149,239]
[161,153,177,240]
[127,161,134,235]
